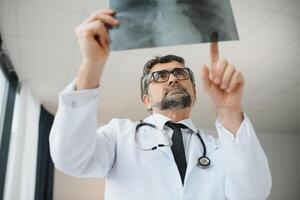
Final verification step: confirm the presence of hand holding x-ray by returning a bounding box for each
[75,9,118,67]
[74,9,119,90]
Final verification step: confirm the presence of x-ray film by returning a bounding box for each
[109,0,239,50]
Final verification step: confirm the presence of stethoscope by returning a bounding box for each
[135,121,211,168]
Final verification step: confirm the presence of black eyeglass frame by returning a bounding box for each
[148,67,192,84]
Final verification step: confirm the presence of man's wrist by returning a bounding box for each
[74,63,105,90]
[216,108,244,135]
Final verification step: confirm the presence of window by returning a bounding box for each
[0,67,8,148]
[0,54,19,200]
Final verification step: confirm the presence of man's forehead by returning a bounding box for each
[150,61,184,72]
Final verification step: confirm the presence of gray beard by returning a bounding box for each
[159,89,192,110]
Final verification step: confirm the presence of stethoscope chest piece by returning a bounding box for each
[198,156,210,169]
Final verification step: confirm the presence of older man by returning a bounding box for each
[49,9,272,200]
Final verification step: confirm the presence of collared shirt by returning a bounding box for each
[143,113,198,162]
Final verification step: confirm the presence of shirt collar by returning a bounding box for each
[143,113,198,133]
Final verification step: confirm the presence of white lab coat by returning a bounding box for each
[49,81,272,200]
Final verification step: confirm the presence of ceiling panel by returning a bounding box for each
[19,37,43,78]
[262,76,300,94]
[250,13,300,51]
[40,42,74,70]
[41,0,85,12]
[1,35,21,62]
[280,0,300,18]
[40,9,81,44]
[16,3,43,37]
[231,3,274,40]
[281,34,300,56]
[231,0,292,11]
[245,50,300,91]
[0,1,18,36]
[84,0,109,14]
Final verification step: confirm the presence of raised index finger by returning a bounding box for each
[210,32,219,66]
[210,41,219,66]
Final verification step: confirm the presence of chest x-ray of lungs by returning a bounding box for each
[109,0,239,51]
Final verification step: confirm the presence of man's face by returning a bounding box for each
[143,61,196,111]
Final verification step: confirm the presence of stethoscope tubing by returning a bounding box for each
[135,121,211,168]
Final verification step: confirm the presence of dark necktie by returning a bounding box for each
[166,121,188,185]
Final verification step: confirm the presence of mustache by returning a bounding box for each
[163,83,188,96]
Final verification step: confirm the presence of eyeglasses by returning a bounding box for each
[149,68,191,83]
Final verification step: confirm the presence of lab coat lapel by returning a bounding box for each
[185,133,203,182]
[157,146,174,160]
[155,129,174,160]
[142,114,175,160]
[185,132,219,183]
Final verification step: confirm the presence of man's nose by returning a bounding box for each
[168,73,178,85]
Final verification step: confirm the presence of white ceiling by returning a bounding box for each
[0,0,300,133]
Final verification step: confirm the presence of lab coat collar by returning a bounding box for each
[143,113,198,133]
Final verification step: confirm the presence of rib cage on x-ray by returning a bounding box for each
[109,0,238,50]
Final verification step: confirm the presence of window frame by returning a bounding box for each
[0,52,20,200]
[0,65,9,146]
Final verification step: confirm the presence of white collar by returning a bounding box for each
[143,113,198,133]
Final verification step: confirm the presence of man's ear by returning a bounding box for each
[142,94,152,110]
[193,86,197,104]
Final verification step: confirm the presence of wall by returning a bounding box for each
[258,132,300,200]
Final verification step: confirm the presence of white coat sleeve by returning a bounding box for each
[216,114,272,200]
[49,80,117,177]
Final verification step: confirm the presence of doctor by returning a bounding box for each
[49,9,272,200]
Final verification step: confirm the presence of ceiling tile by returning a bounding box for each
[29,82,66,113]
[100,74,139,102]
[19,38,69,85]
[226,12,300,76]
[29,66,69,86]
[261,76,300,94]
[116,54,147,76]
[84,0,109,14]
[17,0,85,12]
[284,65,300,81]
[231,3,274,40]
[40,9,81,44]
[231,0,292,12]
[276,52,300,81]
[41,0,85,12]
[97,52,128,89]
[281,35,300,56]
[40,42,73,71]
[19,37,43,77]
[245,50,300,91]
[1,35,21,62]
[67,46,82,82]
[0,1,18,36]
[98,100,131,124]
[280,0,300,18]
[246,13,300,50]
[16,3,43,37]
[30,81,63,99]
